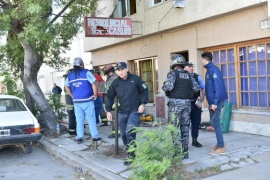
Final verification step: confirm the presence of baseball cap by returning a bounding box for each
[115,62,127,69]
[184,62,195,67]
[73,57,84,66]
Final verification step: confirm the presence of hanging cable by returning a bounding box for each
[157,0,183,31]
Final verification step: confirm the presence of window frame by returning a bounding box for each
[150,0,167,7]
[130,57,158,104]
[118,0,137,17]
[203,37,270,110]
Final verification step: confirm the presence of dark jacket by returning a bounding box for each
[52,86,62,94]
[105,72,148,115]
[204,62,228,105]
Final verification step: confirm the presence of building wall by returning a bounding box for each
[91,5,269,85]
[84,0,268,51]
[88,5,270,136]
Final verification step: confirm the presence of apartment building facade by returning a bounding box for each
[84,0,270,136]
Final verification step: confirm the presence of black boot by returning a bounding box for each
[182,147,189,159]
[124,152,135,166]
[192,138,202,147]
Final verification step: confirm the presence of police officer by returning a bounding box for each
[63,70,76,135]
[105,62,148,165]
[102,64,119,138]
[184,62,206,147]
[162,54,200,159]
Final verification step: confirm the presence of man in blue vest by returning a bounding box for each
[162,54,200,159]
[65,57,102,144]
[201,52,227,155]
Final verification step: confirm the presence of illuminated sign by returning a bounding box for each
[85,17,132,37]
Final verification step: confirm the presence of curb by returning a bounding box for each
[39,137,126,180]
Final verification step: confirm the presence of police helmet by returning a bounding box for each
[170,54,185,69]
[102,64,115,75]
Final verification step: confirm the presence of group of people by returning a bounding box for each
[59,51,227,165]
[163,52,228,159]
[62,58,148,165]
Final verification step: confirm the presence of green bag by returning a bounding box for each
[220,102,232,133]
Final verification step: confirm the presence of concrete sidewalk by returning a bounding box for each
[39,123,270,180]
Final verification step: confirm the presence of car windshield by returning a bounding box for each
[0,98,27,112]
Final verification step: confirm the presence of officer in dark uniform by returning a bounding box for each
[63,70,76,135]
[162,54,200,159]
[184,62,205,147]
[105,62,149,165]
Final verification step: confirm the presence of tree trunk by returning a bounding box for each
[20,40,58,137]
[20,64,35,113]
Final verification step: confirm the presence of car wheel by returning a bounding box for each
[23,142,33,154]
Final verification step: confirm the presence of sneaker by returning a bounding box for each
[209,147,226,155]
[210,144,226,151]
[75,138,83,144]
[92,137,102,142]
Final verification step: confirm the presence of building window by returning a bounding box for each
[131,58,158,103]
[239,44,270,107]
[151,0,167,6]
[118,0,136,17]
[212,49,237,106]
[204,39,270,109]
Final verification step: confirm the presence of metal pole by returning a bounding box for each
[115,97,119,155]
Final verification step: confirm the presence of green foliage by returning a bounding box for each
[129,120,184,180]
[0,72,24,98]
[0,0,97,72]
[47,94,67,122]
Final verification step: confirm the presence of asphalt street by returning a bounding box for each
[0,143,80,180]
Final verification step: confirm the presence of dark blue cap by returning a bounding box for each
[115,62,127,69]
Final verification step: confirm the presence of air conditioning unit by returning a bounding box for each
[260,19,270,29]
[173,0,185,8]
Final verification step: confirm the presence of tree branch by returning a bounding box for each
[0,0,18,9]
[49,0,77,25]
[0,0,8,7]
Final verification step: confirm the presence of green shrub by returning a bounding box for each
[129,114,184,180]
[47,94,67,122]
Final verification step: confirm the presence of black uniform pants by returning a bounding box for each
[190,101,202,139]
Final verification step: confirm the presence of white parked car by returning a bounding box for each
[0,95,42,154]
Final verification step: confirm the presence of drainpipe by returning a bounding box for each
[267,0,270,17]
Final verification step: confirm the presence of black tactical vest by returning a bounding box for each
[191,73,201,100]
[170,70,192,99]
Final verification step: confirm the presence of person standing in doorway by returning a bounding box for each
[105,62,149,165]
[65,57,102,144]
[184,62,205,147]
[162,54,200,159]
[201,52,228,155]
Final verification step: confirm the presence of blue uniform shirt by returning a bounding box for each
[198,75,205,90]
